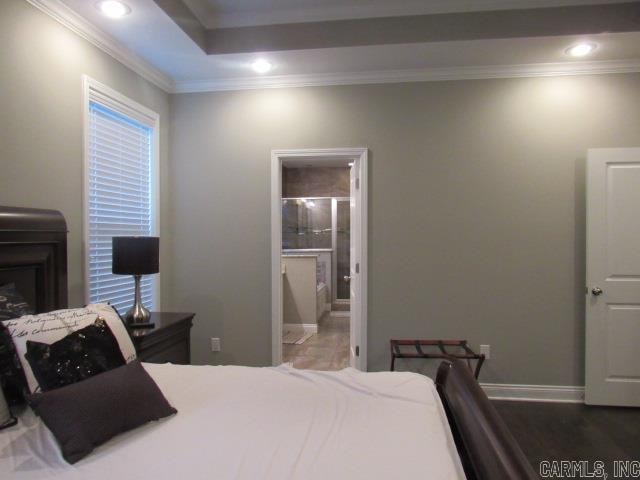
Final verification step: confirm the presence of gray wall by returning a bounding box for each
[170,75,640,385]
[0,0,172,308]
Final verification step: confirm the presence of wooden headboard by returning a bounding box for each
[0,206,68,313]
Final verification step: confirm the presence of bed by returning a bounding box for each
[0,205,537,480]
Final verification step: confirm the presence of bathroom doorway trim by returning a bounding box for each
[271,148,368,371]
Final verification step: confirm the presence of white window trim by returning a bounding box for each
[82,75,161,309]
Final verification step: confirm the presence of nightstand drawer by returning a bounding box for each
[130,312,194,365]
[137,338,189,364]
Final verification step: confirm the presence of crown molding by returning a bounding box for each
[174,59,640,93]
[25,0,175,93]
[22,0,640,95]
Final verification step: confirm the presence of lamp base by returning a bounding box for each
[124,303,150,322]
[124,275,154,328]
[124,305,154,329]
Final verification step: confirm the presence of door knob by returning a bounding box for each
[344,276,351,283]
[591,287,603,296]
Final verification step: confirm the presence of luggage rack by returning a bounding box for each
[390,339,485,379]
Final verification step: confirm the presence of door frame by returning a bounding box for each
[331,197,351,306]
[271,148,368,370]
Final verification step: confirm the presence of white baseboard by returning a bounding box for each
[330,311,350,317]
[481,383,585,403]
[283,323,318,335]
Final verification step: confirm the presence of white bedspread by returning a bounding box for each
[1,363,465,479]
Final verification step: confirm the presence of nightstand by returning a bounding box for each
[130,312,195,364]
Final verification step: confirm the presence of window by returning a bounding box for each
[83,77,159,314]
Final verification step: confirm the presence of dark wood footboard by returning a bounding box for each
[436,360,538,480]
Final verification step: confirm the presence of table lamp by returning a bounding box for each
[112,236,159,328]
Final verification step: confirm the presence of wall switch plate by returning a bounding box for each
[211,338,221,352]
[480,344,490,359]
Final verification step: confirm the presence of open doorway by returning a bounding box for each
[271,148,368,371]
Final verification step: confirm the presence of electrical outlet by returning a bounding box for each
[480,344,490,359]
[211,337,221,352]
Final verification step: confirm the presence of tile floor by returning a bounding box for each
[282,313,350,370]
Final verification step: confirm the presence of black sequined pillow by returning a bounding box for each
[25,317,126,392]
[0,283,33,321]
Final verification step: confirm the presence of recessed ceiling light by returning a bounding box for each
[565,43,597,57]
[252,59,273,74]
[96,1,131,19]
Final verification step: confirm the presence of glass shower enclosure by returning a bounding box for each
[334,200,350,302]
[282,197,350,307]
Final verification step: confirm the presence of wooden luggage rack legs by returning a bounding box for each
[390,339,485,379]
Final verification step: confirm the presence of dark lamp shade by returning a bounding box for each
[112,237,159,275]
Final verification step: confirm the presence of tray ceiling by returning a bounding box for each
[47,0,640,92]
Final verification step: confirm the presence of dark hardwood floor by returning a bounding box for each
[493,400,640,477]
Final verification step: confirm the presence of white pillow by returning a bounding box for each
[1,303,136,393]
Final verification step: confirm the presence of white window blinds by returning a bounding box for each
[86,84,158,315]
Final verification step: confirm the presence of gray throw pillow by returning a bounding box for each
[29,360,177,464]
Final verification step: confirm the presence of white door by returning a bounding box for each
[586,147,640,406]
[349,161,361,369]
